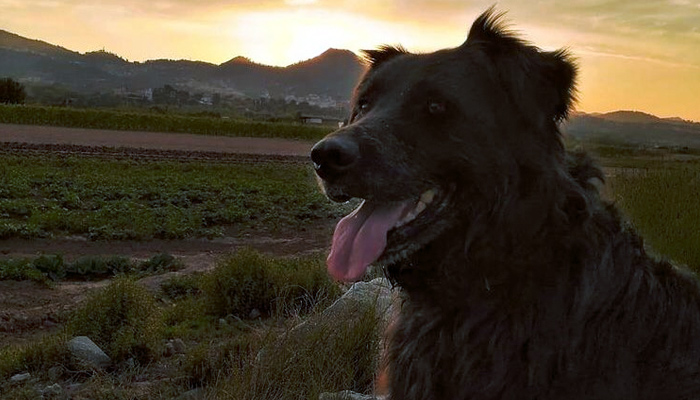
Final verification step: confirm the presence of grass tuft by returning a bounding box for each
[67,277,163,363]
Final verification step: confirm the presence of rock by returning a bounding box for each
[249,308,261,319]
[321,278,395,326]
[164,338,187,357]
[40,383,65,398]
[171,338,186,354]
[258,278,397,365]
[67,336,111,370]
[9,372,31,383]
[319,390,383,400]
[124,357,137,369]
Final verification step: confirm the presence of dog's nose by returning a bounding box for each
[310,136,360,180]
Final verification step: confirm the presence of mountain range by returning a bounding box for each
[564,110,700,148]
[2,29,700,148]
[0,29,365,101]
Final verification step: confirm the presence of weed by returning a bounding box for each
[67,278,163,362]
[0,331,71,379]
[0,253,183,282]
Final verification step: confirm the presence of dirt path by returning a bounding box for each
[0,123,315,156]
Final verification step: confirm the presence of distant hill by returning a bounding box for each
[0,30,365,102]
[564,111,700,148]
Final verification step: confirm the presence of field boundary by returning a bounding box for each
[0,123,315,156]
[0,142,309,164]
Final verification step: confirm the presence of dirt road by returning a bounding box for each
[0,123,315,156]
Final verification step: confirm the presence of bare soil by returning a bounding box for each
[0,124,334,347]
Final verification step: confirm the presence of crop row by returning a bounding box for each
[0,104,333,141]
[0,153,356,240]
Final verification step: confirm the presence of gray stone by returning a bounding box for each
[319,390,383,400]
[9,372,31,383]
[258,278,397,366]
[171,338,186,354]
[67,336,111,369]
[40,383,64,398]
[322,278,395,326]
[165,338,187,357]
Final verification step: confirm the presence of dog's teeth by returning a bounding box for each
[415,200,427,215]
[420,190,435,204]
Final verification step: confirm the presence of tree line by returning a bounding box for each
[0,78,26,104]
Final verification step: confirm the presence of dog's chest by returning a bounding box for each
[389,298,538,400]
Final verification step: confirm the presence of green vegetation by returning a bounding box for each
[0,253,183,283]
[1,138,698,398]
[0,249,380,399]
[0,104,332,141]
[202,248,340,318]
[68,277,163,363]
[0,154,356,240]
[608,162,700,271]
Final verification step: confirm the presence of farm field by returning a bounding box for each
[1,126,699,399]
[0,104,333,141]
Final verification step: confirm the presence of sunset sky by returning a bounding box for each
[1,0,699,121]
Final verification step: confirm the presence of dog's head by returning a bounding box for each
[311,9,577,282]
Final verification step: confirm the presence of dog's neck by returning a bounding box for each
[386,173,590,308]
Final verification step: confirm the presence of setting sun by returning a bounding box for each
[1,0,699,120]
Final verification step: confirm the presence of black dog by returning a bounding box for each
[311,9,700,400]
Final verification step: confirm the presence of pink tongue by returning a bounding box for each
[327,200,413,282]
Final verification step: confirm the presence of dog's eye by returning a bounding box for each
[428,100,446,115]
[358,99,370,112]
[352,99,370,121]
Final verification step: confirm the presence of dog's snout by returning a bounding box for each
[310,136,360,180]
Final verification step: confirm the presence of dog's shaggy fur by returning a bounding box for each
[311,9,700,400]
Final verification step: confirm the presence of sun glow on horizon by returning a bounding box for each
[226,8,467,67]
[1,0,699,120]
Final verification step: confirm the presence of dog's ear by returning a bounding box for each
[537,49,577,121]
[463,8,577,123]
[361,45,408,69]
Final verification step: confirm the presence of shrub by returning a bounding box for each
[66,255,131,279]
[161,273,203,300]
[67,278,163,362]
[137,253,183,274]
[201,248,340,318]
[0,258,47,283]
[32,254,66,280]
